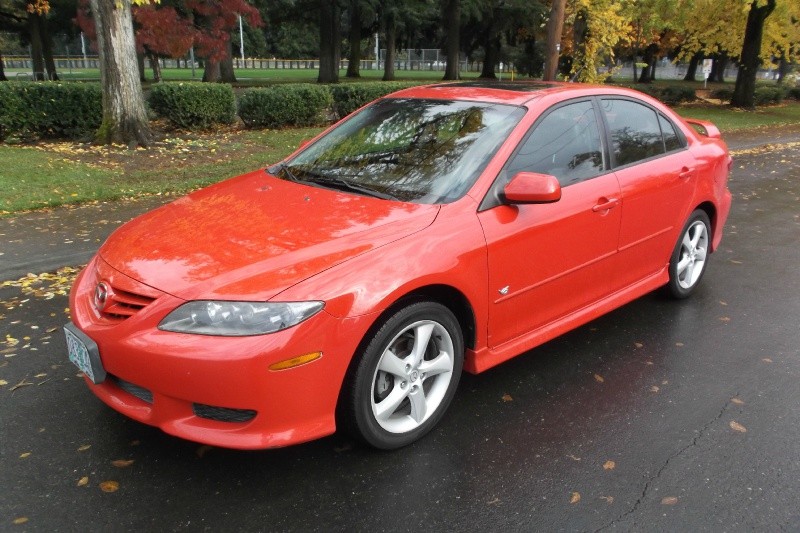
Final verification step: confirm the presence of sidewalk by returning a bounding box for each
[2,129,800,281]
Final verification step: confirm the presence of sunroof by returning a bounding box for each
[430,80,557,92]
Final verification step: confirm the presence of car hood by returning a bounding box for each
[99,170,439,301]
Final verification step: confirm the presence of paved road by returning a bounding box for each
[1,134,799,531]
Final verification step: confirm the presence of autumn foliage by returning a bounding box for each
[75,0,263,62]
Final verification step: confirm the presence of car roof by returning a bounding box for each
[386,80,649,106]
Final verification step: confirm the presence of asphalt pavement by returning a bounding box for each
[1,129,799,531]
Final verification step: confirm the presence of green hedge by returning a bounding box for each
[0,82,101,141]
[329,82,421,119]
[753,86,786,105]
[787,86,800,100]
[148,82,236,129]
[710,87,735,101]
[238,84,332,128]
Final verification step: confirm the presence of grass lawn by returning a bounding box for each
[2,97,799,216]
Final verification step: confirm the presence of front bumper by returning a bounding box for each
[68,257,365,449]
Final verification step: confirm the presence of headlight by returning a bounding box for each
[158,301,324,336]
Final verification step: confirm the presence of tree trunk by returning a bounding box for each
[442,0,460,80]
[382,17,396,81]
[28,13,46,80]
[732,0,776,109]
[202,59,221,82]
[40,16,59,81]
[346,0,361,78]
[137,51,146,82]
[638,43,657,83]
[776,56,788,84]
[713,55,728,82]
[220,40,237,83]
[148,52,161,82]
[89,0,152,146]
[683,52,701,81]
[479,20,500,80]
[318,1,341,83]
[0,52,7,81]
[543,0,566,81]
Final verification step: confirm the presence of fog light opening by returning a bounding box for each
[269,352,323,371]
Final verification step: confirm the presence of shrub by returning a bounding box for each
[710,87,735,101]
[329,82,421,119]
[238,84,332,128]
[659,85,696,105]
[148,82,236,129]
[787,86,800,100]
[753,86,786,105]
[0,81,101,141]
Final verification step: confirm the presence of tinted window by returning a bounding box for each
[601,99,664,166]
[659,114,683,152]
[282,99,525,204]
[506,100,604,187]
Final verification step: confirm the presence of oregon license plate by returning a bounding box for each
[64,323,106,384]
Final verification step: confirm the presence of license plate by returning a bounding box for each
[64,323,106,384]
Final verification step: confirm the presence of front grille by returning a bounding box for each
[193,404,257,423]
[98,287,156,321]
[111,375,154,404]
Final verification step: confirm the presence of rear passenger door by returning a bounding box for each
[599,98,697,282]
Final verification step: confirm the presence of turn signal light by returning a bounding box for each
[268,352,322,371]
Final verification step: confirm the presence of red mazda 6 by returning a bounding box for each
[66,82,731,449]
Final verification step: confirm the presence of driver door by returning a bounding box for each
[477,99,622,348]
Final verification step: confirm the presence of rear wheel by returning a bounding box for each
[342,301,464,449]
[667,210,711,299]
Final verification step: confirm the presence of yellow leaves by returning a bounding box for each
[569,492,581,504]
[719,316,731,323]
[1,267,80,300]
[729,421,747,433]
[594,374,605,383]
[0,379,7,386]
[99,481,120,493]
[661,496,679,505]
[603,460,616,470]
[19,452,31,459]
[12,517,29,525]
[77,444,91,452]
[26,0,50,15]
[731,398,744,405]
[112,459,135,468]
[501,393,513,402]
[77,476,89,487]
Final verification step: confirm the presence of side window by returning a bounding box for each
[505,100,604,187]
[600,99,665,166]
[659,113,684,152]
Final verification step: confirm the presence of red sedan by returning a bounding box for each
[66,82,732,450]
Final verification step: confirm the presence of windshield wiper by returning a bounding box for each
[270,162,304,183]
[302,172,400,201]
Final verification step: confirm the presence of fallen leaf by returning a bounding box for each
[650,386,660,393]
[675,342,684,347]
[12,517,29,525]
[570,492,581,504]
[762,358,773,363]
[0,379,7,386]
[77,444,91,452]
[661,496,678,505]
[634,342,643,348]
[603,460,616,470]
[719,300,727,306]
[719,317,731,322]
[112,459,134,468]
[77,476,89,487]
[594,374,604,383]
[487,497,500,505]
[730,421,747,433]
[566,454,581,461]
[599,496,614,504]
[731,398,744,405]
[19,452,31,459]
[99,481,119,493]
[501,393,513,402]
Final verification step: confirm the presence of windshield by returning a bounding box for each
[275,98,525,204]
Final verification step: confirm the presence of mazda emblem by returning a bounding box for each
[94,282,111,312]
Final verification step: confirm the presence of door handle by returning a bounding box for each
[679,166,695,179]
[592,197,619,212]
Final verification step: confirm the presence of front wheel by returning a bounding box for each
[667,210,711,299]
[342,301,464,449]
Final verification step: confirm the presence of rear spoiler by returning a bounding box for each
[684,118,721,139]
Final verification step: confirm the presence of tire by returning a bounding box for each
[342,301,464,450]
[667,209,711,299]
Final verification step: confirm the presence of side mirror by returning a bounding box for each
[503,172,562,204]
